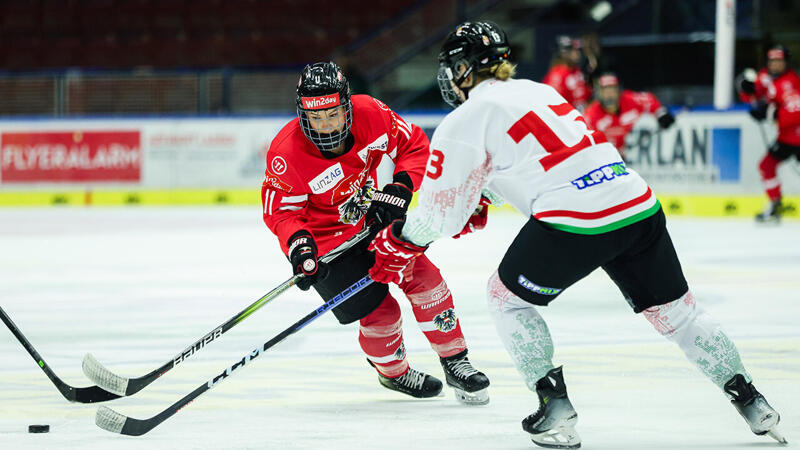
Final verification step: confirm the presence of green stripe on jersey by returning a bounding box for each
[543,200,661,235]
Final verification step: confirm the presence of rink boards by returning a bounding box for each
[0,109,798,218]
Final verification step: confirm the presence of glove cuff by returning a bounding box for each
[288,230,316,258]
[389,220,427,253]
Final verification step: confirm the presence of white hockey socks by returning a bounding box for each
[487,270,555,391]
[643,291,751,389]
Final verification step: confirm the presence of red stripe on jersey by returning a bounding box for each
[549,103,574,116]
[534,187,653,220]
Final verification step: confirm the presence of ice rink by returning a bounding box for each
[1,207,798,450]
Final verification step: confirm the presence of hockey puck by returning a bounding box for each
[28,424,49,433]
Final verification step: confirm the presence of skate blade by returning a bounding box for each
[766,427,788,445]
[452,387,489,406]
[528,426,581,449]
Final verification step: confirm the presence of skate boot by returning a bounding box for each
[368,360,443,398]
[522,366,581,449]
[724,374,788,444]
[440,349,490,405]
[755,198,782,223]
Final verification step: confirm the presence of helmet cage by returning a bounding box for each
[297,101,353,151]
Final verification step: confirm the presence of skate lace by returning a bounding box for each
[447,357,479,379]
[398,369,426,390]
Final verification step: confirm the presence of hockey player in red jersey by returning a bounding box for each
[542,36,591,112]
[261,62,489,404]
[584,72,675,158]
[368,21,786,448]
[737,44,800,222]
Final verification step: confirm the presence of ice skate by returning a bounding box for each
[368,360,443,398]
[724,374,788,445]
[755,199,782,223]
[440,349,490,405]
[522,366,581,449]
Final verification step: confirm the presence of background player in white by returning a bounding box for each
[367,21,787,448]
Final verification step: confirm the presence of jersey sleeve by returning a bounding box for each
[261,162,312,255]
[386,109,430,191]
[637,91,663,114]
[402,131,491,247]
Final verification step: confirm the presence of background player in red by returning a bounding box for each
[584,72,675,159]
[737,44,800,222]
[542,35,592,112]
[261,62,490,404]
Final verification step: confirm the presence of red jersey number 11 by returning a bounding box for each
[506,102,605,171]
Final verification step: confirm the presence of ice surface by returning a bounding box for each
[1,207,798,449]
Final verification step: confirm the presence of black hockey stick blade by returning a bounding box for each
[96,275,373,435]
[1,305,120,403]
[82,227,373,397]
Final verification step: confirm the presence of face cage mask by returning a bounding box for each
[437,64,472,108]
[297,102,353,152]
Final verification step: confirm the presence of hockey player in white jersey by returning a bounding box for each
[367,21,787,449]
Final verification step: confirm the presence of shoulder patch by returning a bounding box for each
[270,156,287,175]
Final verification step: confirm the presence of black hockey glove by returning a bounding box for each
[656,110,675,129]
[739,78,756,95]
[749,101,769,121]
[365,182,413,227]
[288,231,328,291]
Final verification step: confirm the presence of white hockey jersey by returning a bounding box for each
[403,78,659,246]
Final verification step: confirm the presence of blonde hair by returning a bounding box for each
[476,60,517,82]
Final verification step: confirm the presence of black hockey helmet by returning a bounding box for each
[437,20,511,107]
[296,61,352,151]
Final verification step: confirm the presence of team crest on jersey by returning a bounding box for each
[337,178,375,224]
[433,309,458,332]
[309,163,344,194]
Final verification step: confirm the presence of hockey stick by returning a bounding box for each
[1,305,120,403]
[83,227,373,397]
[96,274,373,436]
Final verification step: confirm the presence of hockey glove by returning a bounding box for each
[749,101,769,121]
[736,68,757,95]
[453,196,491,238]
[656,110,675,129]
[288,231,329,291]
[368,220,427,285]
[365,183,413,227]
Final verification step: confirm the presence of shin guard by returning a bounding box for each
[360,294,408,378]
[487,270,556,391]
[643,291,751,389]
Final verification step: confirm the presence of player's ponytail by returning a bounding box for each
[476,60,517,82]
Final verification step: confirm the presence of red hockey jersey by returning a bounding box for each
[739,68,800,146]
[542,63,591,111]
[584,90,663,152]
[262,95,430,255]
